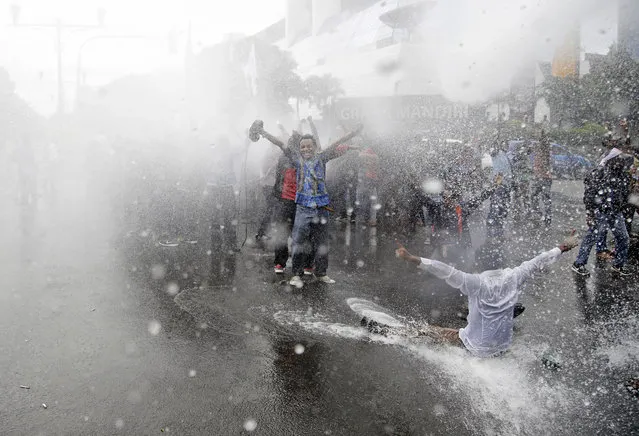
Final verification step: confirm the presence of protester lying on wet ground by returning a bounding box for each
[254,120,364,287]
[423,174,503,261]
[572,148,633,277]
[365,234,578,358]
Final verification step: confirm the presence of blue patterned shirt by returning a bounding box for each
[284,146,344,208]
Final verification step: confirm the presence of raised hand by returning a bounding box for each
[559,229,579,252]
[395,242,421,265]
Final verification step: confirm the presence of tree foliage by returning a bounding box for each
[541,46,639,128]
[195,38,345,123]
[304,74,344,110]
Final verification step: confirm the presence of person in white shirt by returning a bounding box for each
[392,234,578,358]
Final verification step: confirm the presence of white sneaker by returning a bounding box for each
[317,275,335,284]
[289,275,304,288]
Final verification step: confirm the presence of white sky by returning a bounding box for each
[0,0,620,115]
[0,0,285,114]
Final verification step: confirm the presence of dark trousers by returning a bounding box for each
[272,199,297,267]
[531,178,552,221]
[486,184,511,238]
[575,210,629,268]
[291,205,330,276]
[511,179,530,219]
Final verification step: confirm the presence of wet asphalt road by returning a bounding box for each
[1,173,639,436]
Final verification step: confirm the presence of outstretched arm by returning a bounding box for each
[261,130,286,150]
[513,230,578,286]
[322,125,364,161]
[464,174,503,213]
[395,243,481,295]
[277,123,290,144]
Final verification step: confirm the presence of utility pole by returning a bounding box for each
[8,4,106,115]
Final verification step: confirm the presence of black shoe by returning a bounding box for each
[611,265,630,276]
[361,317,390,335]
[571,263,590,277]
[513,303,525,318]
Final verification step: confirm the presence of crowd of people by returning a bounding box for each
[43,112,631,359]
[238,116,638,358]
[4,107,635,361]
[247,117,639,280]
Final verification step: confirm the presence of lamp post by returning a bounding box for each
[8,4,106,115]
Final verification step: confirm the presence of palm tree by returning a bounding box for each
[304,74,344,111]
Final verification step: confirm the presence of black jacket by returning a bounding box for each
[583,156,632,214]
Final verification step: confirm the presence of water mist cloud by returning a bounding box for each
[418,0,604,103]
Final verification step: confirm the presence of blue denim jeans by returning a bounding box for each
[291,205,330,276]
[575,210,629,268]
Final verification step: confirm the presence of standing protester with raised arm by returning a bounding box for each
[252,120,363,287]
[386,233,579,357]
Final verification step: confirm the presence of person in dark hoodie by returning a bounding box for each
[572,149,632,276]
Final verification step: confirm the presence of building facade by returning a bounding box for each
[619,0,639,59]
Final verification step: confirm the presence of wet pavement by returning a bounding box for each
[1,171,639,435]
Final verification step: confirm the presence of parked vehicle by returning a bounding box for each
[549,143,594,179]
[507,140,594,180]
